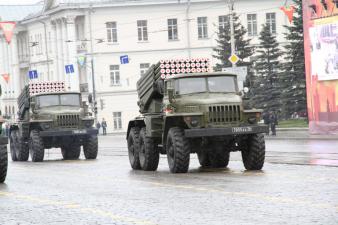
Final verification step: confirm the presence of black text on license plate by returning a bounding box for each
[232,127,253,133]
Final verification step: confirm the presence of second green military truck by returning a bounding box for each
[10,81,98,162]
[127,58,268,173]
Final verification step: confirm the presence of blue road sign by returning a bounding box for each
[65,64,74,74]
[120,55,129,64]
[28,70,38,79]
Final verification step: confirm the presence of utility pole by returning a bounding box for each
[185,0,191,58]
[39,21,50,78]
[88,4,98,122]
[228,0,236,68]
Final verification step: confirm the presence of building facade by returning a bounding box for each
[0,0,290,133]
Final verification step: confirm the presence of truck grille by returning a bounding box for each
[56,114,80,128]
[208,105,241,123]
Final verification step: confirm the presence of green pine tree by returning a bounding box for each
[212,13,254,88]
[251,23,283,112]
[280,0,307,118]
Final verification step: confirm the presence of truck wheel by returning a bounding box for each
[29,130,44,162]
[197,151,210,167]
[61,146,81,160]
[10,131,18,161]
[166,127,190,173]
[127,127,141,170]
[16,136,29,162]
[139,128,159,171]
[0,145,8,183]
[241,134,265,170]
[209,150,230,168]
[83,135,98,159]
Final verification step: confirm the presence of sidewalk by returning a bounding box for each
[265,128,338,140]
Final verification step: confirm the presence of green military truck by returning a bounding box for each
[10,81,98,162]
[0,124,8,183]
[127,59,268,173]
[0,85,9,183]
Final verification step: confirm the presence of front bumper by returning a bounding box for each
[184,125,268,138]
[39,128,98,137]
[0,136,8,145]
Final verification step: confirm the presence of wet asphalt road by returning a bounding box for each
[0,135,338,225]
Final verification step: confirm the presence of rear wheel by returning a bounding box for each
[9,131,17,161]
[127,127,141,170]
[197,151,210,167]
[139,128,159,171]
[61,146,81,160]
[29,130,44,162]
[83,135,98,159]
[0,145,8,183]
[166,127,190,173]
[209,141,230,168]
[241,134,265,170]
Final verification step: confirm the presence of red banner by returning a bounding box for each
[280,5,295,24]
[0,22,16,44]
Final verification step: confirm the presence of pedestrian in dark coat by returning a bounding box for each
[270,112,278,136]
[96,122,101,134]
[262,112,270,135]
[101,118,107,135]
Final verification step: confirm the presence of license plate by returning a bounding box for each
[232,127,253,133]
[73,129,87,134]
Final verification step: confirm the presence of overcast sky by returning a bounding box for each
[0,0,41,4]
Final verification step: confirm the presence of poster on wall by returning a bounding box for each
[303,0,338,134]
[309,17,338,81]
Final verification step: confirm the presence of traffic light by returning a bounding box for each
[93,101,98,114]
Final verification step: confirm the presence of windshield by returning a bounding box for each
[36,94,80,108]
[175,76,236,95]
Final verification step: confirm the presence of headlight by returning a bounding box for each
[83,120,94,128]
[184,116,200,127]
[41,123,51,129]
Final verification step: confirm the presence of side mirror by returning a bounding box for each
[30,101,36,109]
[167,88,174,103]
[88,94,93,104]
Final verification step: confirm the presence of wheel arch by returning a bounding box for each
[126,119,145,140]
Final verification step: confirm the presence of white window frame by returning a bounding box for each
[197,17,208,39]
[247,14,257,36]
[218,15,229,33]
[113,112,122,130]
[110,65,120,86]
[168,18,178,40]
[140,63,150,76]
[266,13,276,34]
[106,22,118,43]
[137,20,148,41]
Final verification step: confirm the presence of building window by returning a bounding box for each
[266,13,276,34]
[218,15,229,33]
[168,18,178,40]
[247,14,257,36]
[110,65,120,86]
[197,17,208,39]
[137,20,148,41]
[106,22,118,43]
[113,112,122,130]
[140,63,150,76]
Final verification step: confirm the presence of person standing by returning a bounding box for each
[101,118,107,135]
[262,112,270,135]
[270,112,278,136]
[96,121,101,134]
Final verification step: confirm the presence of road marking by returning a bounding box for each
[0,191,157,225]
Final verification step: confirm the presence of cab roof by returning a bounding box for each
[165,72,238,80]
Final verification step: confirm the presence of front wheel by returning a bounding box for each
[83,135,98,159]
[166,127,190,173]
[29,130,44,162]
[241,134,265,170]
[0,145,8,183]
[139,128,159,171]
